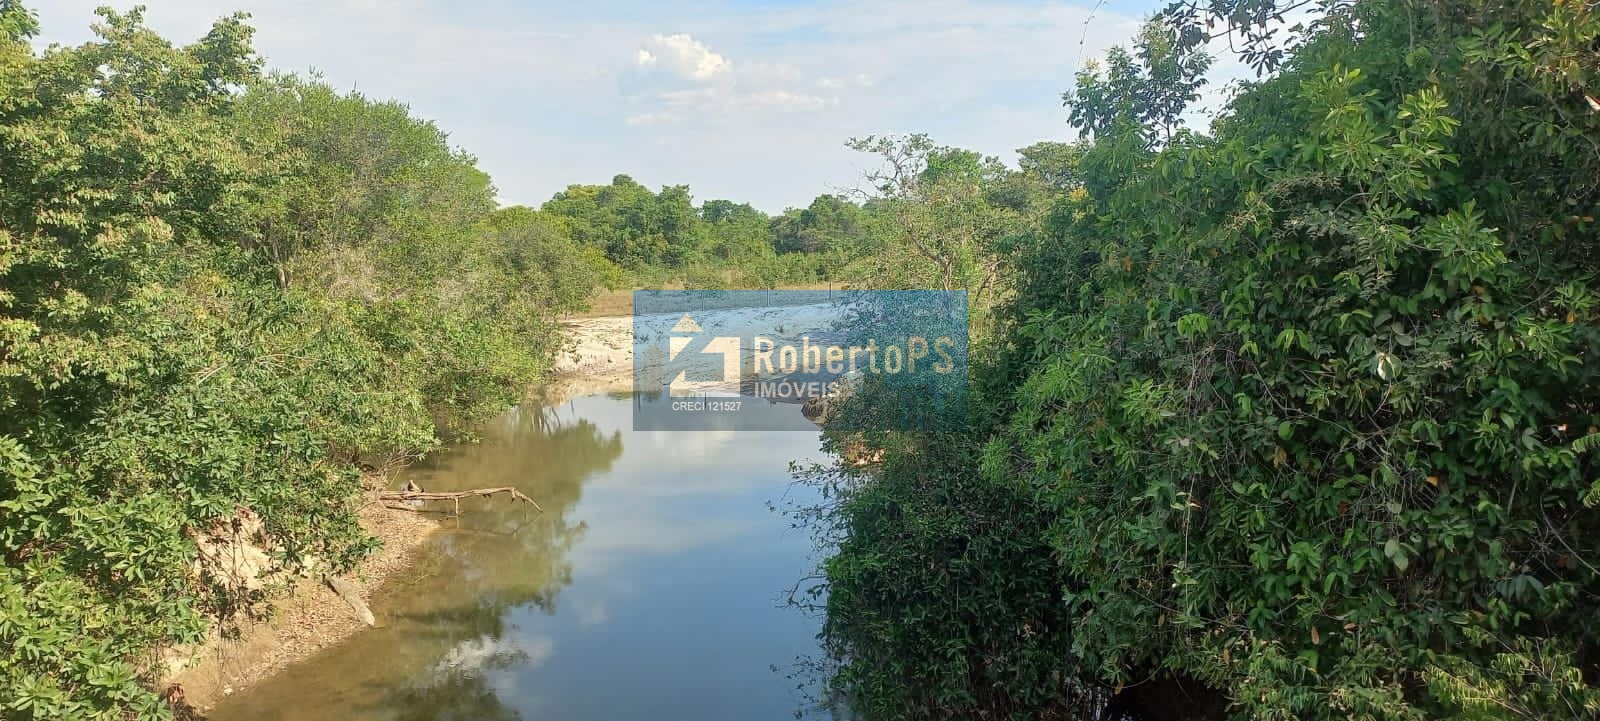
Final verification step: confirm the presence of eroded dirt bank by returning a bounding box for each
[161,491,440,713]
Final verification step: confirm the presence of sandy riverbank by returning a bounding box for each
[543,314,639,400]
[544,302,849,403]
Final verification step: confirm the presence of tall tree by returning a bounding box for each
[845,135,1018,316]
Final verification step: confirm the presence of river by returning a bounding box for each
[210,392,833,721]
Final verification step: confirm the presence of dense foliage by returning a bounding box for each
[8,0,1598,717]
[0,6,593,717]
[814,0,1600,719]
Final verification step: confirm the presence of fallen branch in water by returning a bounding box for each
[377,486,544,515]
[380,503,454,514]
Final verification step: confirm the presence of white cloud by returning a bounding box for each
[638,33,729,80]
[621,33,835,124]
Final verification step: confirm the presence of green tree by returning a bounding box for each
[843,135,1021,320]
[541,175,708,271]
[985,141,1087,214]
[0,0,38,42]
[1063,21,1212,145]
[771,194,866,255]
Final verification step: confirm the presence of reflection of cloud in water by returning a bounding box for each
[558,395,827,577]
[434,634,554,676]
[571,514,756,566]
[566,473,769,577]
[631,428,739,460]
[595,430,829,497]
[575,601,609,628]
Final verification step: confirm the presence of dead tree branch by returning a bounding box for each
[377,487,545,515]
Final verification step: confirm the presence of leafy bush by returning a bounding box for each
[814,1,1600,719]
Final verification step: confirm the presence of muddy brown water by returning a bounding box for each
[211,392,833,721]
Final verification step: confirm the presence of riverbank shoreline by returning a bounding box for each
[160,484,441,713]
[163,306,750,717]
[160,315,642,716]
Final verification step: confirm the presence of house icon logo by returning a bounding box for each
[664,313,741,396]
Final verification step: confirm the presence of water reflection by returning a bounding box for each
[213,393,827,721]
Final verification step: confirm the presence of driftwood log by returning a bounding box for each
[377,486,544,516]
[323,575,376,626]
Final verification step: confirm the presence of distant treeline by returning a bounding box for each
[537,137,1072,294]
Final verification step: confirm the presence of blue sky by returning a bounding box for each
[32,0,1226,213]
